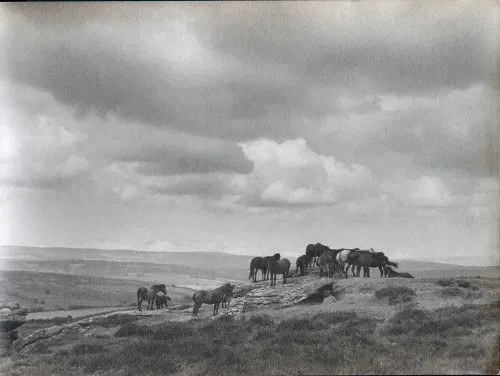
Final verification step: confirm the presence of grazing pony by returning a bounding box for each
[248,257,267,282]
[192,283,235,316]
[336,249,360,275]
[137,284,167,311]
[156,294,172,309]
[295,255,307,277]
[348,251,398,278]
[385,266,414,278]
[267,257,291,287]
[318,251,342,279]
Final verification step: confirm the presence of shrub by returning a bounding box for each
[249,314,274,327]
[375,286,416,305]
[439,287,463,297]
[455,280,471,288]
[437,279,455,287]
[71,343,107,355]
[276,318,315,332]
[114,323,154,337]
[253,329,275,340]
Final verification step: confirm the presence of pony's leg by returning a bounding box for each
[137,297,141,311]
[379,266,383,278]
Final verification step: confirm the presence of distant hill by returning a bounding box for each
[1,245,498,281]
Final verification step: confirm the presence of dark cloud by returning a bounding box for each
[1,1,498,195]
[3,2,497,145]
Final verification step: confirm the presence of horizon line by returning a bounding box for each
[1,244,499,268]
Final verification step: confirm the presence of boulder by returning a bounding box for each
[0,302,27,333]
[0,302,28,357]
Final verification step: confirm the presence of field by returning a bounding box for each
[1,246,499,375]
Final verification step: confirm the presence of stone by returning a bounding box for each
[323,296,337,304]
[0,302,28,333]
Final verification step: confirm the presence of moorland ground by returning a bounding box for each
[1,247,499,375]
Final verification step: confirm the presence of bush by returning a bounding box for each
[375,286,416,305]
[249,314,274,327]
[71,343,107,355]
[114,324,154,337]
[437,279,455,287]
[253,329,275,340]
[439,287,463,297]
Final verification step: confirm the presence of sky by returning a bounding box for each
[0,1,499,265]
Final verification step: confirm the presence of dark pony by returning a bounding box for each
[295,255,307,277]
[192,283,235,316]
[306,243,329,268]
[248,257,267,282]
[347,251,398,278]
[137,284,167,311]
[267,256,291,287]
[156,294,172,309]
[221,293,231,308]
[385,266,414,278]
[263,253,281,280]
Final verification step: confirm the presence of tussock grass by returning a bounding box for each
[5,303,500,376]
[375,286,416,305]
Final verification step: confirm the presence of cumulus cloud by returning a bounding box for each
[0,92,89,190]
[238,138,374,206]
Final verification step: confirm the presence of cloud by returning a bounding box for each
[0,90,89,190]
[467,177,500,219]
[2,2,498,146]
[238,138,374,206]
[382,175,456,209]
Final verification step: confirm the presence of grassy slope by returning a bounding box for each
[3,276,500,375]
[4,301,499,375]
[0,270,194,312]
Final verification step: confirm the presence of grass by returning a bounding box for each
[375,286,416,305]
[6,302,499,375]
[5,290,500,376]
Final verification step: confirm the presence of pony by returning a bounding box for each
[248,257,267,282]
[348,251,398,278]
[221,293,231,308]
[156,294,172,309]
[318,251,335,279]
[336,249,358,273]
[263,253,281,280]
[385,266,414,278]
[306,243,329,268]
[295,255,307,277]
[137,284,167,311]
[192,282,235,316]
[267,257,291,287]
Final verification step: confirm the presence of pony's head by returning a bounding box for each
[158,284,167,295]
[273,253,281,261]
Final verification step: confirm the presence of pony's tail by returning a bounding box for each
[248,265,254,280]
[386,260,398,268]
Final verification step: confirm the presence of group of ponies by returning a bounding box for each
[249,253,292,287]
[136,284,171,311]
[137,243,411,317]
[137,282,235,317]
[296,243,414,280]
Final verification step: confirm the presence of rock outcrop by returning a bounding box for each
[0,302,28,356]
